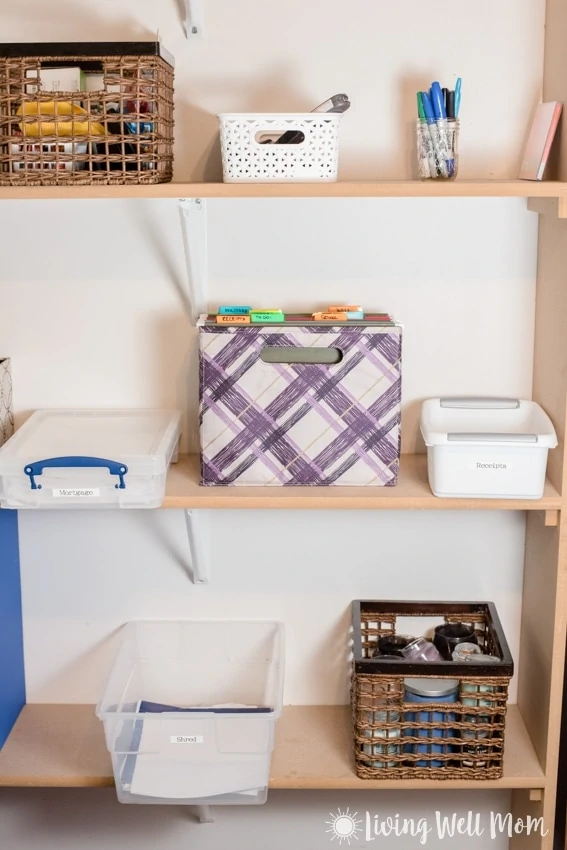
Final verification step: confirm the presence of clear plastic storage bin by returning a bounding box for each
[0,408,181,508]
[96,620,285,805]
[420,397,558,499]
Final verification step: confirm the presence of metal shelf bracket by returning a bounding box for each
[195,805,214,823]
[178,198,208,323]
[184,509,210,585]
[184,0,205,38]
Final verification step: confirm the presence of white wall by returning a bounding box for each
[1,0,545,181]
[0,196,539,453]
[0,0,546,847]
[0,789,511,850]
[0,196,535,709]
[18,508,526,705]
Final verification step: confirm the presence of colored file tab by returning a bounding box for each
[328,305,363,312]
[346,311,364,319]
[312,312,348,321]
[218,305,252,315]
[250,311,284,323]
[216,314,251,324]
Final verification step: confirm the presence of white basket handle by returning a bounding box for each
[447,433,537,443]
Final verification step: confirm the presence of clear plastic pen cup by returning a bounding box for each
[416,119,459,180]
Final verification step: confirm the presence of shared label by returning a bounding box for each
[53,488,101,498]
[170,735,204,744]
[472,462,509,471]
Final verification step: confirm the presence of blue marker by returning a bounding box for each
[421,92,448,178]
[421,91,435,124]
[454,78,462,117]
[432,81,453,176]
[430,82,447,120]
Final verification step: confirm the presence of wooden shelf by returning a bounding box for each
[163,454,561,515]
[0,179,566,201]
[0,704,544,790]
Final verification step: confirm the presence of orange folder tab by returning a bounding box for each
[312,312,349,321]
[216,314,251,324]
[328,305,363,312]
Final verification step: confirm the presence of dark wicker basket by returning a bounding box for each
[351,600,513,780]
[0,42,174,185]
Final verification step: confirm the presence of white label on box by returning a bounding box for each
[170,735,204,744]
[53,488,100,498]
[471,462,510,471]
[25,67,84,94]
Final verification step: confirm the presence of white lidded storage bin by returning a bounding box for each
[96,620,285,805]
[218,113,341,182]
[420,397,558,499]
[0,408,181,509]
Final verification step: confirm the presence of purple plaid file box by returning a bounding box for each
[199,321,402,486]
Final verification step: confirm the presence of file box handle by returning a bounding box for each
[23,456,129,490]
[440,397,520,409]
[259,346,343,365]
[446,433,537,443]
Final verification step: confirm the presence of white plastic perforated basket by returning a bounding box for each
[218,113,341,183]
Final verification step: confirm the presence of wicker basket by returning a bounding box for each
[0,358,13,446]
[351,600,513,780]
[0,42,174,185]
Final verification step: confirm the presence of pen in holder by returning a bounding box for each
[417,118,459,180]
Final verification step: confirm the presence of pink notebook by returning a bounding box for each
[519,101,563,181]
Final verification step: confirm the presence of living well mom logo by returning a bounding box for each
[325,809,548,845]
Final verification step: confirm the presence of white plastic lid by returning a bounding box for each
[420,398,558,448]
[0,409,182,476]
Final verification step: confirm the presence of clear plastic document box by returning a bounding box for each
[0,409,181,508]
[421,397,558,499]
[96,620,285,805]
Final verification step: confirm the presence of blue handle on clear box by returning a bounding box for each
[125,121,153,135]
[23,456,128,491]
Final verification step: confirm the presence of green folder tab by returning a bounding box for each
[250,311,284,323]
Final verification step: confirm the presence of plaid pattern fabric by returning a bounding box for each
[0,358,13,447]
[199,324,402,486]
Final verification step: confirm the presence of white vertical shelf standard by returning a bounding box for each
[179,198,209,583]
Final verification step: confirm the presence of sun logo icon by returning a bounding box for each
[325,808,363,844]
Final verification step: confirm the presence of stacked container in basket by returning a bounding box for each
[351,600,513,780]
